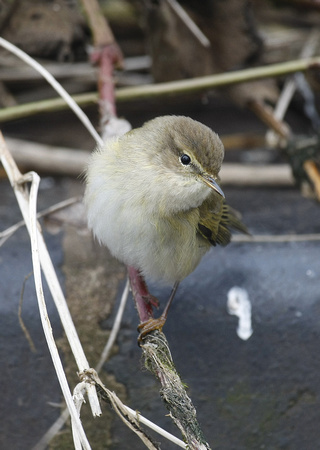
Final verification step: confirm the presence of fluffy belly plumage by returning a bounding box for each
[86,191,210,285]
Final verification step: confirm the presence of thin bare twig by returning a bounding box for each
[33,277,186,450]
[0,92,99,122]
[232,233,320,243]
[0,37,102,146]
[0,196,81,247]
[32,408,71,450]
[80,368,187,449]
[33,279,130,450]
[166,0,211,48]
[248,99,290,139]
[18,272,36,353]
[95,278,130,372]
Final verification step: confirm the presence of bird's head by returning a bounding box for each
[134,116,225,203]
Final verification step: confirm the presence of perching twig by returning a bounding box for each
[140,331,211,450]
[80,8,212,446]
[33,277,187,450]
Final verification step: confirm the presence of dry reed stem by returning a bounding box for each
[0,133,99,449]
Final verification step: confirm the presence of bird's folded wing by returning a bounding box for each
[197,196,249,247]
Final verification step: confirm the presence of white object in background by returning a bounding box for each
[227,287,253,340]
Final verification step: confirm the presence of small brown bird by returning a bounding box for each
[84,116,247,335]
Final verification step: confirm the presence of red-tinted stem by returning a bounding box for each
[91,43,123,118]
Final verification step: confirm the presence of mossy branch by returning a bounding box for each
[140,330,211,450]
[115,56,320,101]
[1,56,320,123]
[0,92,98,122]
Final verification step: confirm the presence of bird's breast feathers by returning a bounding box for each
[85,173,210,283]
[84,136,236,284]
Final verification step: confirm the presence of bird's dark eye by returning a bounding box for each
[180,154,191,165]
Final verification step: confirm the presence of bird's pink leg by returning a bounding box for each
[127,266,159,323]
[128,267,180,340]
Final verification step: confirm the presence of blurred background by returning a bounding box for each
[1,1,320,449]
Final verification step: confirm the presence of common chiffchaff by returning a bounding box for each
[84,116,246,330]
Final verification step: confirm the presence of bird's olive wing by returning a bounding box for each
[197,196,248,247]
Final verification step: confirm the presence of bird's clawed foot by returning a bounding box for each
[142,294,160,309]
[137,314,167,342]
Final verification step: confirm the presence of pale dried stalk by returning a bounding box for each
[0,42,102,418]
[81,0,117,47]
[0,35,191,449]
[81,369,187,449]
[33,277,187,449]
[219,163,294,186]
[72,382,90,450]
[232,233,320,243]
[0,37,188,449]
[81,370,159,449]
[0,134,93,449]
[166,0,211,48]
[6,136,90,175]
[32,408,71,450]
[0,37,103,147]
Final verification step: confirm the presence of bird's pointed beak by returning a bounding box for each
[200,174,225,198]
